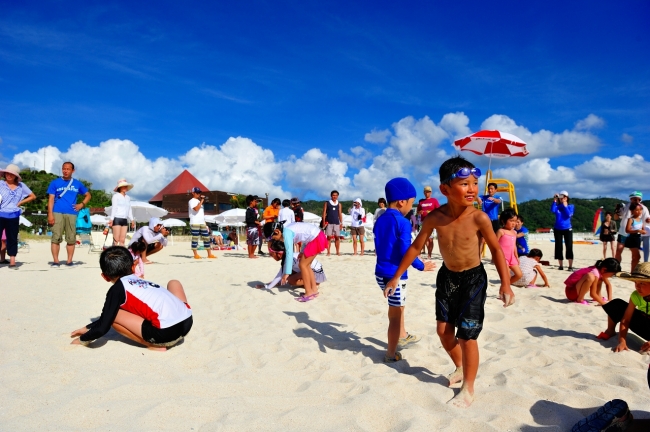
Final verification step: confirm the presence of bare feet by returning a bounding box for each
[447,367,463,387]
[448,385,474,408]
[143,260,154,264]
[147,346,167,352]
[248,256,258,259]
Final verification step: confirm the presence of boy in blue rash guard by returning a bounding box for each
[374,177,435,363]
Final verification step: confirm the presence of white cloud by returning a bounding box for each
[439,112,471,139]
[481,114,601,159]
[364,128,391,144]
[10,112,640,204]
[621,133,634,144]
[575,114,605,131]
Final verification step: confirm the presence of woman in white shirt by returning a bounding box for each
[109,179,135,246]
[349,198,366,256]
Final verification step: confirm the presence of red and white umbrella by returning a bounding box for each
[453,130,528,158]
[453,130,528,176]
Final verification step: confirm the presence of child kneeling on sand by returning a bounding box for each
[512,249,550,288]
[386,156,514,408]
[374,178,435,363]
[70,246,193,350]
[598,262,650,352]
[564,258,620,306]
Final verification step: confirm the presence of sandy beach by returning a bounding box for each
[1,238,648,431]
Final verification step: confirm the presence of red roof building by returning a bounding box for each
[149,170,209,205]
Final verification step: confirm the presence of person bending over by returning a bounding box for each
[564,258,620,306]
[128,217,169,264]
[70,246,192,351]
[256,239,326,290]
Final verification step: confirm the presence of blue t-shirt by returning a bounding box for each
[373,208,424,279]
[480,194,501,221]
[47,178,88,215]
[516,226,529,255]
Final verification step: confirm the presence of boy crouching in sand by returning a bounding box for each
[70,246,193,351]
[385,156,514,408]
[375,178,435,363]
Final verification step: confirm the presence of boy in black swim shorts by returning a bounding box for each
[70,246,193,351]
[386,156,514,408]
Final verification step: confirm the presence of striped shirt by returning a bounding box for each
[0,181,32,218]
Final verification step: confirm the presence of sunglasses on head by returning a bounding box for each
[442,167,481,184]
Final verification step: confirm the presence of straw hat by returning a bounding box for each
[617,262,650,282]
[0,164,22,182]
[113,179,134,192]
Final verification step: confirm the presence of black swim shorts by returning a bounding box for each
[141,315,193,345]
[112,218,129,226]
[435,263,488,340]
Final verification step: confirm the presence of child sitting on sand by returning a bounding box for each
[256,239,326,290]
[564,258,620,306]
[374,177,435,363]
[264,221,328,302]
[70,246,193,350]
[512,249,550,288]
[129,238,146,278]
[598,262,650,356]
[385,156,514,408]
[496,209,523,286]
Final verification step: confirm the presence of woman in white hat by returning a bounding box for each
[0,164,36,267]
[109,179,135,246]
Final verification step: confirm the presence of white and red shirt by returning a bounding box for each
[81,274,192,342]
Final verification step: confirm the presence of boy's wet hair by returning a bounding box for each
[488,182,498,190]
[629,202,640,212]
[499,208,518,226]
[282,199,291,207]
[100,246,134,279]
[595,258,621,273]
[439,156,475,185]
[527,249,543,258]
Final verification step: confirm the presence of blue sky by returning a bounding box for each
[1,1,649,202]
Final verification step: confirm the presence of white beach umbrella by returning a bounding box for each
[90,214,109,225]
[162,218,187,228]
[302,211,321,223]
[19,215,32,227]
[105,201,167,222]
[205,208,247,225]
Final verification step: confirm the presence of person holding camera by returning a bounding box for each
[349,198,366,256]
[189,187,216,260]
[551,190,574,270]
[128,217,169,264]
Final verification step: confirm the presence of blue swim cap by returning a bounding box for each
[385,177,416,203]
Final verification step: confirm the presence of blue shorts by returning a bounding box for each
[376,276,407,307]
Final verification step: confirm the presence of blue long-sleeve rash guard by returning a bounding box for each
[373,208,424,279]
[551,202,574,230]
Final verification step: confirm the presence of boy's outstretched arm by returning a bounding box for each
[480,213,515,307]
[385,220,434,296]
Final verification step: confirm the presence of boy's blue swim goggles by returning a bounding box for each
[442,167,481,184]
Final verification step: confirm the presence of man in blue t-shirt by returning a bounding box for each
[476,183,502,232]
[47,162,91,266]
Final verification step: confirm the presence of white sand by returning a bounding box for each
[1,239,648,430]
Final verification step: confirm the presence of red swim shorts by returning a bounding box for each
[565,285,578,302]
[303,231,327,258]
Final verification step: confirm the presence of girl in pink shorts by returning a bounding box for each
[264,221,327,302]
[564,258,620,305]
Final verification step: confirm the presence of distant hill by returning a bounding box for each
[301,197,626,232]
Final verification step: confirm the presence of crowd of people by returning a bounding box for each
[2,157,649,421]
